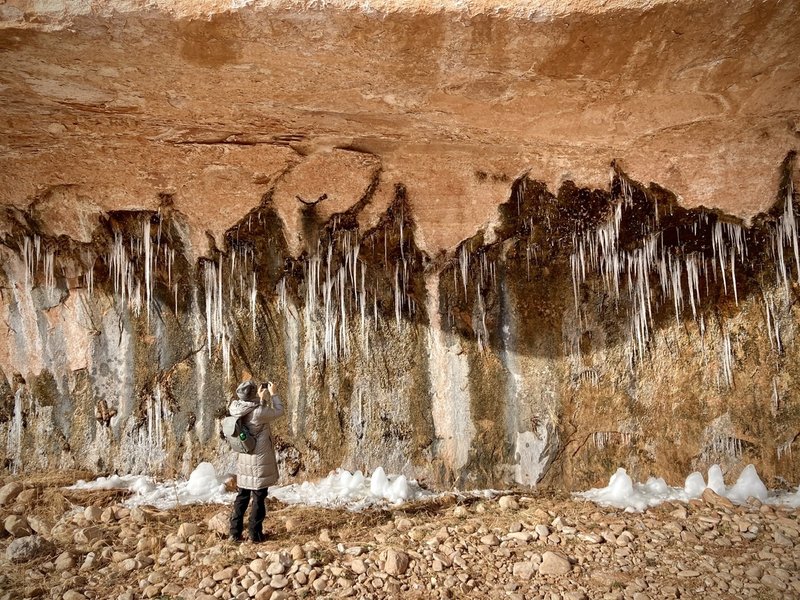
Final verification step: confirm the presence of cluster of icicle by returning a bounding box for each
[135,383,170,471]
[452,243,498,352]
[22,234,59,296]
[202,243,259,379]
[20,219,179,325]
[295,228,417,367]
[108,220,178,324]
[569,177,799,372]
[702,434,744,463]
[592,431,634,450]
[21,212,421,376]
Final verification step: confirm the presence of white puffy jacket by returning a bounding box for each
[229,382,284,490]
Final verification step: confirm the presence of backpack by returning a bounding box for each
[221,416,256,454]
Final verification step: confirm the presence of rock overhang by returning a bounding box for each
[0,0,798,258]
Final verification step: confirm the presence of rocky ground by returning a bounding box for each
[0,472,798,600]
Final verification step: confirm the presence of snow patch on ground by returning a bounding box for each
[576,464,800,512]
[68,463,434,510]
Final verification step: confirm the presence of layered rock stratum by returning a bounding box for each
[0,0,799,489]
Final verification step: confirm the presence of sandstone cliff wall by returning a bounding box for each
[0,0,799,489]
[1,160,799,490]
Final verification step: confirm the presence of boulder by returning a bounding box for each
[27,515,52,536]
[74,526,104,544]
[16,488,37,504]
[4,514,32,538]
[499,496,519,510]
[84,506,103,523]
[55,551,77,571]
[384,548,409,576]
[512,561,537,579]
[213,567,235,581]
[538,551,571,576]
[702,488,735,510]
[177,522,199,539]
[207,511,229,536]
[394,518,413,532]
[100,507,116,523]
[0,482,23,506]
[6,535,56,563]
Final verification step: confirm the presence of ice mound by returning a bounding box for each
[69,461,231,509]
[683,471,706,497]
[577,463,799,512]
[576,468,683,512]
[726,464,769,504]
[271,466,431,510]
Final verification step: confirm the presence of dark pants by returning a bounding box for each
[229,487,269,540]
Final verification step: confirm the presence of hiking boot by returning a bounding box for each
[250,531,268,543]
[229,534,243,544]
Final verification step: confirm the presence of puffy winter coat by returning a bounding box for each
[229,381,285,490]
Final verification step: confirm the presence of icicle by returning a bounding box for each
[44,249,55,291]
[394,262,402,327]
[217,259,223,339]
[251,272,258,337]
[339,268,348,357]
[359,267,366,336]
[778,440,793,461]
[277,277,286,314]
[203,261,226,358]
[686,254,699,320]
[712,221,728,296]
[720,327,734,389]
[143,220,152,323]
[592,431,610,450]
[669,254,682,324]
[222,331,231,378]
[773,182,800,293]
[570,241,580,314]
[771,378,780,417]
[620,178,634,206]
[763,292,782,353]
[399,208,405,261]
[84,256,94,296]
[526,240,531,279]
[459,245,470,299]
[23,236,32,289]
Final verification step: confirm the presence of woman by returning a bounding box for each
[228,379,284,543]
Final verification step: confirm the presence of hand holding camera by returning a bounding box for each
[258,381,275,402]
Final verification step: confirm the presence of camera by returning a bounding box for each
[260,382,272,390]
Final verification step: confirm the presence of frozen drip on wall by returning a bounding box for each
[0,155,799,491]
